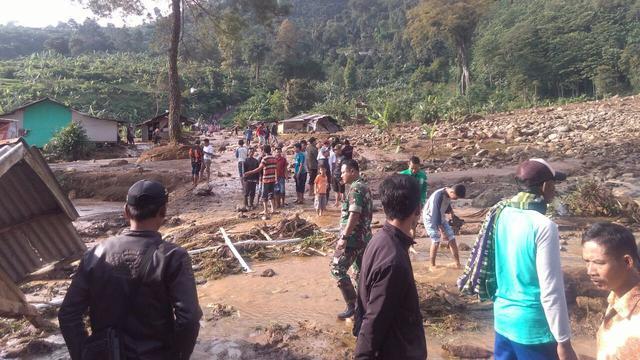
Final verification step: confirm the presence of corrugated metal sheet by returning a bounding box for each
[0,138,85,317]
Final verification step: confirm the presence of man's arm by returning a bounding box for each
[58,256,91,360]
[338,187,364,249]
[536,222,577,360]
[354,265,408,359]
[244,162,265,177]
[167,249,203,359]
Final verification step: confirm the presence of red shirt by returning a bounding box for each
[261,155,278,184]
[275,156,288,178]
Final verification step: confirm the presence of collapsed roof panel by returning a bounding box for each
[0,138,85,318]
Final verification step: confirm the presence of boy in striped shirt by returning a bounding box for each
[244,145,278,219]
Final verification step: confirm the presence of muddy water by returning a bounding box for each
[196,231,597,359]
[198,256,346,335]
[73,199,123,218]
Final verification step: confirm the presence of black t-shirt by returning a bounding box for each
[244,157,260,181]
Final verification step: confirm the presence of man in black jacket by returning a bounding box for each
[59,180,202,360]
[353,174,427,359]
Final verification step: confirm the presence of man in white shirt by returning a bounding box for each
[201,138,215,182]
[235,140,248,189]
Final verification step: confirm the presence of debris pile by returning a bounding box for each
[166,216,333,279]
[136,144,191,163]
[205,303,237,323]
[270,214,319,239]
[417,284,484,336]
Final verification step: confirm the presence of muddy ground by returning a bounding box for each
[5,96,640,359]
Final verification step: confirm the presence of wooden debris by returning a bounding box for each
[220,227,252,273]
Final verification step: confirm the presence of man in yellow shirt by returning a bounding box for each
[582,222,640,360]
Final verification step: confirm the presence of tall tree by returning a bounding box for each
[77,0,285,143]
[407,0,488,95]
[76,0,185,143]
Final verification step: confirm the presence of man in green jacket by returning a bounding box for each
[399,156,428,239]
[399,156,428,207]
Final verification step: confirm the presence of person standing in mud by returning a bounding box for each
[400,156,428,238]
[243,147,260,209]
[201,138,214,183]
[58,180,202,360]
[244,126,253,146]
[582,222,640,359]
[306,137,319,197]
[293,143,307,204]
[189,139,203,187]
[342,139,354,160]
[491,159,577,360]
[235,140,248,189]
[423,184,465,270]
[399,156,428,208]
[274,146,288,208]
[331,159,373,319]
[353,174,427,359]
[243,144,278,219]
[330,144,346,207]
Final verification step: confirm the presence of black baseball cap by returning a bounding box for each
[126,180,168,206]
[516,159,567,186]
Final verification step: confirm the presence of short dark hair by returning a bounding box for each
[380,175,421,220]
[309,137,316,143]
[410,156,420,165]
[452,184,466,198]
[204,138,209,144]
[294,143,302,150]
[126,203,166,221]
[300,140,307,145]
[344,139,350,145]
[239,139,244,146]
[195,139,201,145]
[263,144,272,154]
[582,222,640,263]
[342,159,359,172]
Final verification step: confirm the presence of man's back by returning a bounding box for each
[59,230,202,360]
[494,206,569,345]
[355,224,426,359]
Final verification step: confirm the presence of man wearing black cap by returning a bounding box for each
[59,180,202,360]
[490,159,578,360]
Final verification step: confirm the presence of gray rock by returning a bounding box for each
[108,159,129,166]
[471,187,514,208]
[193,183,213,196]
[475,149,489,157]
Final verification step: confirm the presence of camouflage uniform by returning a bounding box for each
[330,177,373,305]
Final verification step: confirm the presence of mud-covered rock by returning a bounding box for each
[442,344,492,359]
[261,268,276,277]
[193,183,213,196]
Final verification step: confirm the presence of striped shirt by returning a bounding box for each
[261,155,278,184]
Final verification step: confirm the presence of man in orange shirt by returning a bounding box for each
[582,222,640,360]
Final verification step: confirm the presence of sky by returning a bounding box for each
[0,0,168,28]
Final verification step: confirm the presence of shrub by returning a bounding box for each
[412,95,440,123]
[43,122,95,161]
[563,179,621,217]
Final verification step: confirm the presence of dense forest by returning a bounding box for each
[0,0,639,125]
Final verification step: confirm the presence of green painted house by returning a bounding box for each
[0,98,120,147]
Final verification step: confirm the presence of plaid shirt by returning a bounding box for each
[597,284,640,360]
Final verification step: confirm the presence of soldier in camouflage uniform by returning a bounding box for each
[331,159,373,319]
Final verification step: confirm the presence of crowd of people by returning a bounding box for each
[58,129,640,359]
